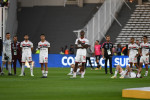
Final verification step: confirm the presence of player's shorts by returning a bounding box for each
[39,55,48,63]
[95,55,101,61]
[22,54,32,63]
[75,49,86,63]
[2,53,12,62]
[140,56,149,64]
[129,56,137,63]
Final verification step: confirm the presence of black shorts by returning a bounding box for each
[95,55,101,61]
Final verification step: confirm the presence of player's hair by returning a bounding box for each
[80,30,85,33]
[106,35,110,38]
[96,40,99,43]
[136,40,139,41]
[131,37,134,39]
[143,35,147,39]
[6,32,10,35]
[24,34,28,36]
[40,34,45,36]
[13,35,17,38]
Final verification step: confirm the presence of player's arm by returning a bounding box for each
[31,42,33,51]
[3,41,6,55]
[102,43,105,58]
[111,43,113,56]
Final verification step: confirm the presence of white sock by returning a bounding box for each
[81,70,85,77]
[42,70,45,76]
[73,72,76,77]
[145,71,148,76]
[29,63,33,75]
[114,70,118,76]
[70,68,73,73]
[45,71,48,77]
[8,64,11,74]
[1,63,4,73]
[77,68,80,73]
[21,63,25,75]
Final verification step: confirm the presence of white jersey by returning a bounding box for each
[75,37,89,55]
[128,43,139,57]
[20,40,33,56]
[38,40,50,55]
[3,39,11,54]
[75,37,89,63]
[140,42,150,56]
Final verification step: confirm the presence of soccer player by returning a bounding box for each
[19,34,34,76]
[128,37,139,68]
[111,65,142,79]
[72,30,89,78]
[11,36,22,75]
[94,40,102,70]
[1,33,12,76]
[102,35,113,74]
[38,34,50,78]
[139,36,150,77]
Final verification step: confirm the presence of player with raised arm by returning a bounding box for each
[1,33,12,76]
[38,34,50,78]
[111,65,142,79]
[19,34,34,76]
[139,36,150,77]
[72,30,89,78]
[128,37,139,68]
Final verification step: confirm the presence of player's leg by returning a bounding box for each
[137,67,142,78]
[111,65,123,78]
[145,64,148,76]
[27,56,34,76]
[88,57,94,70]
[109,56,113,74]
[8,61,12,75]
[72,62,78,78]
[13,57,17,75]
[80,63,85,78]
[144,56,149,76]
[67,64,74,75]
[41,63,45,77]
[95,56,100,70]
[1,61,6,75]
[72,55,80,78]
[29,61,34,76]
[20,55,26,76]
[105,57,108,74]
[44,63,48,78]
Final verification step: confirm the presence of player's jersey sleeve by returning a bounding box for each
[47,41,50,47]
[140,43,142,48]
[20,42,23,48]
[85,39,89,45]
[38,42,40,49]
[30,42,33,48]
[75,39,78,45]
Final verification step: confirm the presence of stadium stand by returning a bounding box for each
[17,4,102,53]
[100,1,137,46]
[114,2,150,47]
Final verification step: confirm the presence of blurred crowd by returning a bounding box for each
[0,0,8,7]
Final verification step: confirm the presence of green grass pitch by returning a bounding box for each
[0,68,149,100]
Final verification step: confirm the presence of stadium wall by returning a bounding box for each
[0,54,136,68]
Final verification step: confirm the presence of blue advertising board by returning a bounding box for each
[0,54,131,68]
